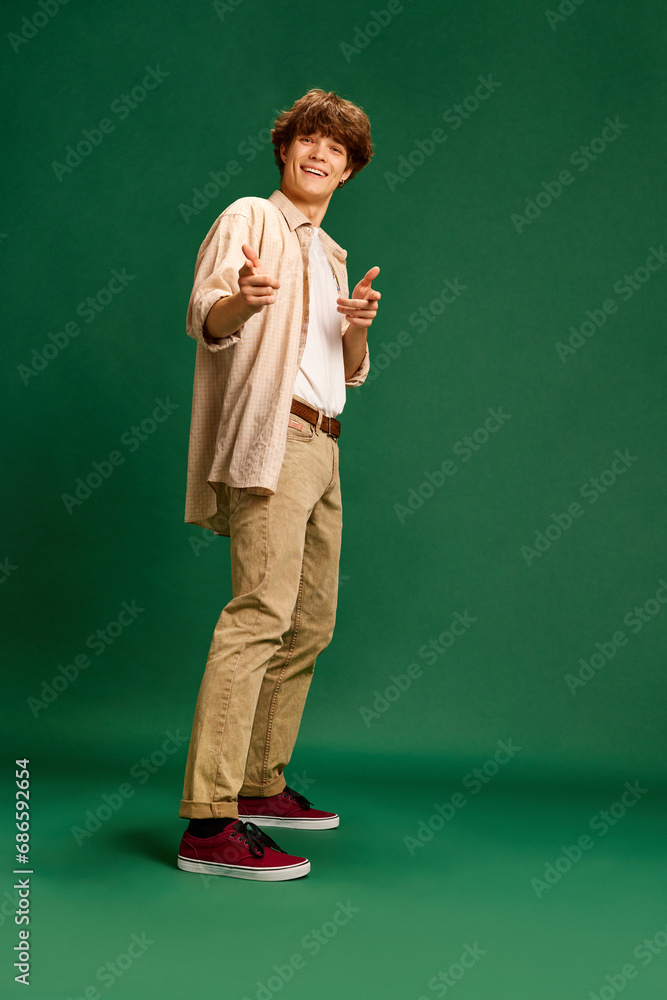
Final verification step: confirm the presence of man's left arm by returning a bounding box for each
[342,321,370,385]
[339,265,381,384]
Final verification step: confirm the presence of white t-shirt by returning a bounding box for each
[292,227,346,418]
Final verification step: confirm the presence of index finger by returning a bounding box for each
[363,266,381,284]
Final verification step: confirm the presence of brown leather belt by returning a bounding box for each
[290,398,341,439]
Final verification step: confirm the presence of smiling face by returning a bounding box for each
[279,129,353,219]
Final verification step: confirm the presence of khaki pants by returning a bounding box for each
[179,397,343,819]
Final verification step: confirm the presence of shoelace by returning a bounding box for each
[283,786,313,811]
[231,820,287,858]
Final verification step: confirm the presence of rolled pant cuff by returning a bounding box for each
[238,775,287,798]
[179,799,239,820]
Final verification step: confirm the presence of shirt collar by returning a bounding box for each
[268,188,347,261]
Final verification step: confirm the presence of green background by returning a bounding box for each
[2,0,666,997]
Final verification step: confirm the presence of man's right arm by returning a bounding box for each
[187,210,280,352]
[203,291,256,344]
[186,211,258,353]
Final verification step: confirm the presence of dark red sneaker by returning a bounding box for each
[238,786,339,830]
[177,820,310,881]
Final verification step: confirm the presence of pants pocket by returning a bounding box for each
[286,415,315,443]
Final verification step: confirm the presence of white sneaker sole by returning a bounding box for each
[177,855,310,881]
[238,814,339,830]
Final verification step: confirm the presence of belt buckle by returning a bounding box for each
[322,414,334,439]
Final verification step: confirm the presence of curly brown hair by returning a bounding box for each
[271,89,373,184]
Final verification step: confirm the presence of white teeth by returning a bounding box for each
[303,167,325,176]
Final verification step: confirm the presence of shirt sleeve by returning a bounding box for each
[185,211,260,353]
[342,321,371,386]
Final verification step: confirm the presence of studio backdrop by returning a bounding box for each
[2,0,666,997]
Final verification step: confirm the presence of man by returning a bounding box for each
[177,89,380,881]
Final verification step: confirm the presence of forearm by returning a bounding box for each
[203,291,255,342]
[343,322,368,380]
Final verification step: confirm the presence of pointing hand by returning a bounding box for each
[237,243,280,314]
[337,266,381,329]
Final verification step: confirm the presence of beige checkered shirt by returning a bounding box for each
[184,187,371,532]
